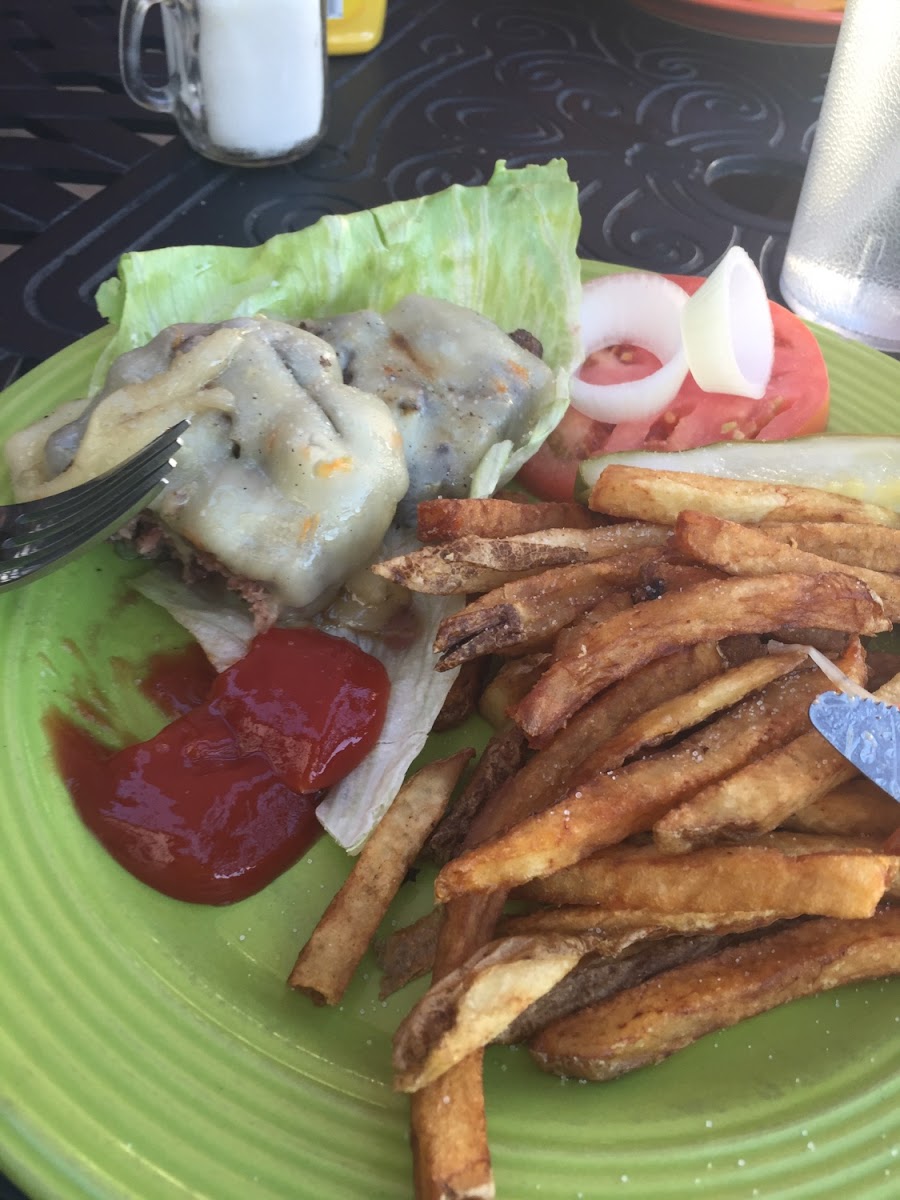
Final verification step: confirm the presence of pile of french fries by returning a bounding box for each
[291,466,900,1200]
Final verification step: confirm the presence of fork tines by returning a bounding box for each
[1,418,190,589]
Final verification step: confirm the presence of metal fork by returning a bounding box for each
[0,418,189,590]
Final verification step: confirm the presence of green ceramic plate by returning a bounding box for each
[2,268,900,1200]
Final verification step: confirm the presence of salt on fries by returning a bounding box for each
[289,464,900,1200]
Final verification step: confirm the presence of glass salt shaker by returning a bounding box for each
[119,0,329,168]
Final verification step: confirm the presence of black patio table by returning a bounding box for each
[0,1,836,1198]
[0,0,835,389]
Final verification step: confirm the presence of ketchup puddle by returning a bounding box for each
[46,627,389,905]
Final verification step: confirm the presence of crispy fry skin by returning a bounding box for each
[411,1055,494,1200]
[572,650,806,779]
[589,465,900,528]
[529,908,900,1081]
[409,891,505,1200]
[417,497,599,543]
[375,525,669,596]
[477,655,548,729]
[511,573,887,743]
[427,724,529,866]
[551,589,634,662]
[288,751,472,1004]
[783,778,900,840]
[763,521,900,573]
[372,547,536,595]
[377,909,445,999]
[499,906,779,939]
[435,664,830,901]
[432,660,489,732]
[485,644,724,832]
[653,639,873,852]
[498,931,732,1045]
[394,932,609,1092]
[673,510,900,620]
[434,549,662,670]
[516,841,897,919]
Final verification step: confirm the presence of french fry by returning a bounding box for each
[394,932,610,1092]
[498,930,733,1045]
[511,572,888,744]
[372,546,536,595]
[673,510,900,620]
[499,905,779,939]
[376,909,444,999]
[572,650,806,778]
[588,465,900,528]
[763,521,900,573]
[633,558,725,599]
[436,662,832,901]
[529,908,900,1081]
[450,524,669,566]
[551,589,634,662]
[516,840,897,919]
[783,778,900,840]
[410,1055,492,1200]
[409,891,506,1200]
[426,724,529,866]
[431,660,489,732]
[417,497,599,543]
[477,654,549,729]
[374,524,669,596]
[434,548,662,670]
[653,640,876,852]
[483,643,724,832]
[289,750,472,1005]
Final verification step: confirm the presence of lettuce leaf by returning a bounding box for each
[93,158,582,389]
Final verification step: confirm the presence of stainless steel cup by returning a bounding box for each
[780,0,900,351]
[119,0,329,168]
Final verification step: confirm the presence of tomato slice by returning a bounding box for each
[517,273,830,502]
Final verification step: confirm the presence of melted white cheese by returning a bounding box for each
[7,318,408,613]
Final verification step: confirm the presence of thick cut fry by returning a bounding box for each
[411,1056,493,1200]
[434,549,662,670]
[589,465,900,528]
[529,909,900,1081]
[452,524,669,566]
[499,906,778,939]
[409,889,506,1200]
[783,778,900,840]
[431,660,489,732]
[573,650,806,779]
[426,724,529,866]
[551,589,634,662]
[375,525,669,596]
[288,751,472,1004]
[512,572,888,743]
[436,663,829,900]
[394,932,609,1092]
[477,654,548,729]
[485,644,724,833]
[376,909,444,999]
[517,841,896,919]
[372,547,536,595]
[654,639,875,851]
[499,931,731,1045]
[673,510,900,620]
[417,497,599,543]
[764,521,900,573]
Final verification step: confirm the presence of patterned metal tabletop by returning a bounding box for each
[0,0,833,390]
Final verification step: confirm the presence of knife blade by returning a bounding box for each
[809,692,900,803]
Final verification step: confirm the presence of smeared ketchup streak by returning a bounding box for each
[47,628,390,905]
